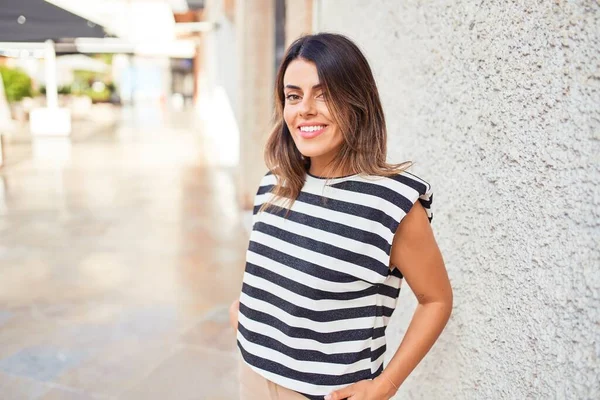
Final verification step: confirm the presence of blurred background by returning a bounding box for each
[0,1,598,399]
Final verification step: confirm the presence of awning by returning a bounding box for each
[0,0,106,42]
[185,0,205,9]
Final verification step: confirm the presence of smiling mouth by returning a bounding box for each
[298,125,327,139]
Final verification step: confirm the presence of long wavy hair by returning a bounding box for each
[260,32,413,214]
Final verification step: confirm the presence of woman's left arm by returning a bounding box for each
[326,201,453,400]
[374,199,453,397]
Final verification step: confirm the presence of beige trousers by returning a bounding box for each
[238,357,307,400]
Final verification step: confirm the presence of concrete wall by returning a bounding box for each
[317,1,599,399]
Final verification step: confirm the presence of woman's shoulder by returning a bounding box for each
[258,169,276,187]
[358,169,433,218]
[383,170,434,223]
[358,169,431,193]
[378,169,432,195]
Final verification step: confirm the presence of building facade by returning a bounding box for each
[206,1,600,398]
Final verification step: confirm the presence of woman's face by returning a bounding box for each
[283,59,343,168]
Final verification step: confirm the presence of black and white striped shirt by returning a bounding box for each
[237,169,434,399]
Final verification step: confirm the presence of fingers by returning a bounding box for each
[324,384,354,400]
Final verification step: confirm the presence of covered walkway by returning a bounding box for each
[0,105,244,399]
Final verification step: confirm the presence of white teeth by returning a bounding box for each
[299,125,325,132]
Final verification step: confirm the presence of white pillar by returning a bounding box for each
[44,40,58,109]
[285,0,313,46]
[235,0,275,209]
[30,40,71,136]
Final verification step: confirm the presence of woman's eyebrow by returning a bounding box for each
[284,84,322,90]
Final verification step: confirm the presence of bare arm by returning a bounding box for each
[229,299,240,331]
[326,201,453,400]
[374,200,453,397]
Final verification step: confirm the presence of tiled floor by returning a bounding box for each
[0,106,246,399]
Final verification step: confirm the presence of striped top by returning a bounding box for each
[237,169,434,399]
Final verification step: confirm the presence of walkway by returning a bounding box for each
[0,105,246,399]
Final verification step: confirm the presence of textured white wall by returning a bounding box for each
[318,1,600,398]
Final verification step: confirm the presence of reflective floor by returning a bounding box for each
[0,106,246,399]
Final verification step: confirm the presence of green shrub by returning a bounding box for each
[0,66,33,102]
[84,87,111,102]
[58,85,71,95]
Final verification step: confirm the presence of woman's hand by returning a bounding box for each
[324,375,397,400]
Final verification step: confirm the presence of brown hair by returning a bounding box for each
[260,32,412,214]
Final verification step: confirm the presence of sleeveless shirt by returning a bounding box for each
[237,169,434,399]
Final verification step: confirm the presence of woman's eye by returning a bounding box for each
[316,92,326,100]
[285,94,300,101]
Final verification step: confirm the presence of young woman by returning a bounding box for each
[229,33,452,400]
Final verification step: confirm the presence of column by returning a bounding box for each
[235,0,275,209]
[285,0,313,47]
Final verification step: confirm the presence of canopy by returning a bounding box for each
[0,0,106,42]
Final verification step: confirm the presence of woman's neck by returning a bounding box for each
[307,159,355,179]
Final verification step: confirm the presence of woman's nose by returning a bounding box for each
[298,97,316,117]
